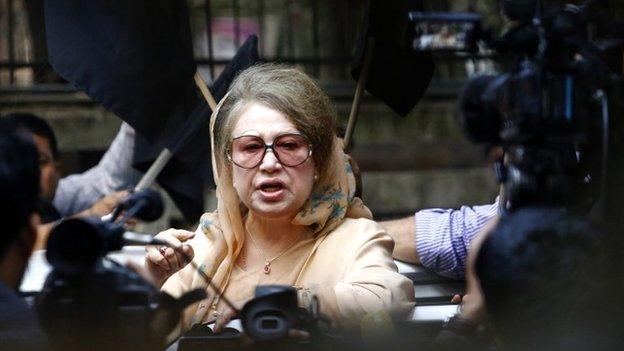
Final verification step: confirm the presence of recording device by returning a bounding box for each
[110,188,165,222]
[241,286,300,341]
[409,0,624,217]
[36,190,205,351]
[46,189,166,275]
[45,221,167,276]
[241,285,326,341]
[178,285,331,351]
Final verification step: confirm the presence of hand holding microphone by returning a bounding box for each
[145,228,195,288]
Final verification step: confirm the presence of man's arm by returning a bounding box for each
[380,199,499,279]
[53,122,142,217]
[379,217,419,263]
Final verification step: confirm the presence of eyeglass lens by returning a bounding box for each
[230,134,311,168]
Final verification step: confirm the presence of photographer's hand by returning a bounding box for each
[145,229,195,288]
[458,218,499,323]
[77,190,130,218]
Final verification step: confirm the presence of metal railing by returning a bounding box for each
[0,0,500,101]
[0,0,362,88]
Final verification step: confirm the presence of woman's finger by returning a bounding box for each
[213,308,237,333]
[167,244,194,272]
[154,229,194,249]
[146,246,171,271]
[163,247,181,272]
[157,231,183,248]
[145,229,196,286]
[171,229,195,241]
[162,229,195,248]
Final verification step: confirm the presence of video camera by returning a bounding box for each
[35,189,208,351]
[409,0,624,222]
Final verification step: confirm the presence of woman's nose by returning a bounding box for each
[258,149,282,171]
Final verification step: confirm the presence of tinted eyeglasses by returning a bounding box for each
[228,133,313,169]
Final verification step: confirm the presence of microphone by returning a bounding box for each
[122,231,168,246]
[46,217,166,275]
[108,188,164,223]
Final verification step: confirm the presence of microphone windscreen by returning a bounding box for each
[122,189,164,222]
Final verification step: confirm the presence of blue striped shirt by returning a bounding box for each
[415,199,499,279]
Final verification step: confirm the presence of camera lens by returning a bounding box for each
[458,75,507,143]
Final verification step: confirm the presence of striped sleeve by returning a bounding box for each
[415,199,499,279]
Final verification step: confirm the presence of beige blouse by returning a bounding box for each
[208,236,317,322]
[161,217,415,331]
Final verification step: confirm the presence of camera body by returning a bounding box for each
[35,193,203,351]
[37,252,160,351]
[36,218,163,351]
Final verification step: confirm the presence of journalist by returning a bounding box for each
[2,113,142,248]
[434,208,621,351]
[0,121,49,350]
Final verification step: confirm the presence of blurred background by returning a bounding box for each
[3,0,614,229]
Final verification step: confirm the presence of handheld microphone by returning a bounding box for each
[46,218,166,276]
[108,188,164,223]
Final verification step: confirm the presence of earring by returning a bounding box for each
[314,174,319,181]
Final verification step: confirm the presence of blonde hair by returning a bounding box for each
[214,63,337,177]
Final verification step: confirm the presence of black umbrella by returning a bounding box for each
[351,0,435,117]
[132,36,260,221]
[345,0,435,151]
[44,0,259,221]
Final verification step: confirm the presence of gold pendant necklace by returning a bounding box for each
[246,228,299,274]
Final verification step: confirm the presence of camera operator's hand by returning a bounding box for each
[77,190,130,218]
[458,218,499,324]
[145,229,195,288]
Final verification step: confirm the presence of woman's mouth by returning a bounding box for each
[260,182,284,192]
[258,180,286,201]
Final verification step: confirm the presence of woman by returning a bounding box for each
[145,64,414,333]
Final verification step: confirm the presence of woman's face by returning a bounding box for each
[230,103,316,220]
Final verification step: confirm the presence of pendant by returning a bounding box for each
[263,261,271,274]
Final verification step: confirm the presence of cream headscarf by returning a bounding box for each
[186,93,373,326]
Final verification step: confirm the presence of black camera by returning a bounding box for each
[410,0,624,218]
[36,190,205,351]
[178,285,331,351]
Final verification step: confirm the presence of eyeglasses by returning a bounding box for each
[228,133,313,169]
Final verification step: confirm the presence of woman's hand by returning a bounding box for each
[145,229,195,288]
[212,306,237,334]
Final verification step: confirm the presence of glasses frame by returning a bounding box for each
[227,133,314,169]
